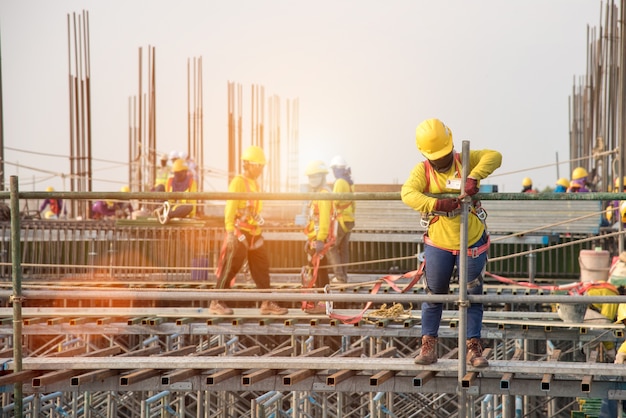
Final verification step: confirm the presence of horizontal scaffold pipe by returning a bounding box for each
[11,356,626,378]
[12,191,626,201]
[0,289,622,305]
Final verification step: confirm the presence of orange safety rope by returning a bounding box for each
[327,261,425,324]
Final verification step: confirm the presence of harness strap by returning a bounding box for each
[328,261,425,324]
[423,234,490,258]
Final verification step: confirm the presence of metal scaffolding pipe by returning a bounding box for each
[0,289,621,305]
[10,176,23,418]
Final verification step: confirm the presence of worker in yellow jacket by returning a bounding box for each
[401,118,502,367]
[211,146,287,317]
[327,155,355,284]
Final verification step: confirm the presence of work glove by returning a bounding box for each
[615,352,626,364]
[226,232,237,251]
[434,198,459,213]
[314,240,325,254]
[464,177,479,196]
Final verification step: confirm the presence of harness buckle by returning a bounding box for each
[420,214,430,228]
[469,247,479,258]
[475,206,487,221]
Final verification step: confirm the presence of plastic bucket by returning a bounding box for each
[579,249,610,282]
[556,302,587,323]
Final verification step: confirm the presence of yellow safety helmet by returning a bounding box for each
[522,177,532,187]
[120,185,130,193]
[615,177,626,190]
[305,160,329,176]
[46,186,55,192]
[572,167,588,180]
[415,118,454,160]
[172,158,188,173]
[616,303,626,323]
[556,178,569,188]
[241,145,267,165]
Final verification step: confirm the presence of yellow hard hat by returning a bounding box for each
[305,160,329,176]
[120,185,130,193]
[241,145,267,165]
[172,158,188,173]
[522,177,532,187]
[615,177,626,190]
[556,178,569,188]
[46,186,55,192]
[415,118,454,160]
[572,167,588,180]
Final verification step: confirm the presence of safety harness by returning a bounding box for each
[216,175,264,284]
[301,189,337,311]
[420,153,488,256]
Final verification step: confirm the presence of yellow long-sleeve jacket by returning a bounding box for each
[224,175,263,237]
[304,189,334,242]
[333,178,355,228]
[401,149,502,250]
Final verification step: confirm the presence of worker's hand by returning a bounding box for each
[615,352,626,364]
[226,232,237,251]
[314,240,325,254]
[464,177,479,196]
[434,198,459,213]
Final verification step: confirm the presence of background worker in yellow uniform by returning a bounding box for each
[151,153,170,192]
[554,177,570,193]
[302,160,335,314]
[154,159,197,224]
[599,304,626,417]
[327,155,355,284]
[401,118,502,367]
[211,145,287,316]
[521,177,537,193]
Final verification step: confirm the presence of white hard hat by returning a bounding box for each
[169,150,179,160]
[330,155,348,169]
[180,150,188,160]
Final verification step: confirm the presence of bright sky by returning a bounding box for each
[0,0,601,193]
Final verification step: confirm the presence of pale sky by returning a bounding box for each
[0,0,601,193]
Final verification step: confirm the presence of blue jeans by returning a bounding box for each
[422,233,488,338]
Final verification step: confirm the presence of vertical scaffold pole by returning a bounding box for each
[458,141,470,417]
[10,176,23,418]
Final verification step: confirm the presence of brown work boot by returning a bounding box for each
[466,338,489,367]
[209,300,233,315]
[414,335,438,365]
[304,302,326,315]
[260,301,288,315]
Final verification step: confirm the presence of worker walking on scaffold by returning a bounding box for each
[401,118,502,367]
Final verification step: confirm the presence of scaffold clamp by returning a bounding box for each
[9,295,25,304]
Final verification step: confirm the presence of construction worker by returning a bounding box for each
[327,155,355,284]
[599,304,626,417]
[554,178,569,193]
[521,177,537,193]
[581,281,620,362]
[567,167,591,192]
[39,186,66,219]
[211,145,287,316]
[401,118,502,367]
[92,186,133,220]
[154,159,197,224]
[604,177,626,226]
[152,154,170,192]
[302,160,336,314]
